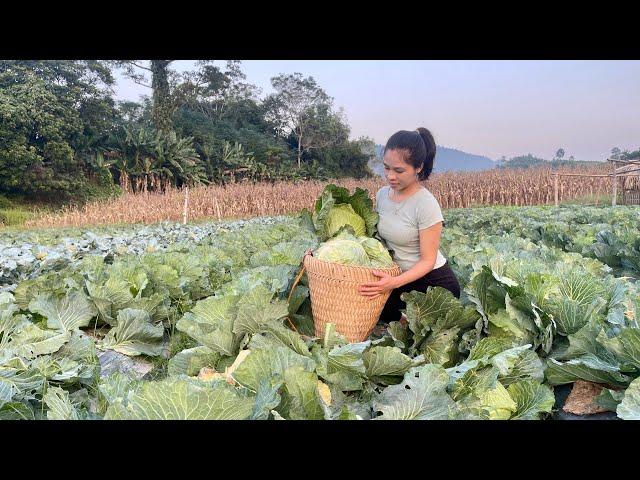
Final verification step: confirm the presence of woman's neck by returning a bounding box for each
[391,182,421,198]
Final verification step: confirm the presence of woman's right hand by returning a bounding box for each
[304,248,314,257]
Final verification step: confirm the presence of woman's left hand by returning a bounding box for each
[358,270,398,299]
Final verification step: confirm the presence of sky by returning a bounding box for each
[113,60,640,161]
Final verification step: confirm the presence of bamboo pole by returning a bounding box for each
[612,162,617,206]
[553,168,640,178]
[607,157,640,165]
[213,194,222,222]
[615,167,640,175]
[182,186,189,224]
[554,173,559,206]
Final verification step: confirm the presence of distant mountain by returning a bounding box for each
[368,144,495,177]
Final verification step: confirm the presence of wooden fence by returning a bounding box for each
[623,189,640,205]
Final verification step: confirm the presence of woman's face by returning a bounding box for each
[383,149,421,192]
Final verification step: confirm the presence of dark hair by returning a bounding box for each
[384,127,436,180]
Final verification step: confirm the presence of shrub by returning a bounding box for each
[0,195,14,209]
[0,208,32,227]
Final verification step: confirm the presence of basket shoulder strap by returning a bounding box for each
[287,263,307,304]
[284,254,312,334]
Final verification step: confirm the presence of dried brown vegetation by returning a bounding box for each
[26,165,614,229]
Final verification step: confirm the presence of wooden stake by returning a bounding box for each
[612,164,617,206]
[182,186,189,224]
[213,194,222,222]
[554,173,559,207]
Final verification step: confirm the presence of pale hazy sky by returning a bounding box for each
[113,60,640,161]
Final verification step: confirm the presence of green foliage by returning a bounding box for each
[497,153,605,170]
[306,140,373,179]
[617,148,640,161]
[5,203,640,420]
[0,208,33,227]
[1,61,377,203]
[0,60,116,201]
[0,195,14,209]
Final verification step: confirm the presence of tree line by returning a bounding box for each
[0,60,376,204]
[497,146,640,170]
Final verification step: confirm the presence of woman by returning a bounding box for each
[357,128,460,325]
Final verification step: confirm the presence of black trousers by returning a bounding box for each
[378,261,461,324]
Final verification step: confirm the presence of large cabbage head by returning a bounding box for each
[315,238,371,267]
[324,204,366,238]
[358,237,394,268]
[312,185,378,241]
[315,234,394,268]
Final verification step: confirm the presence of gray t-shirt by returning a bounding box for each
[375,186,446,273]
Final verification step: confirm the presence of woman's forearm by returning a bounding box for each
[392,257,437,288]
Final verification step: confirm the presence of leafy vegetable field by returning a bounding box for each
[1,195,639,420]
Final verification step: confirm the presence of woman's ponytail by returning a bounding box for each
[415,127,436,181]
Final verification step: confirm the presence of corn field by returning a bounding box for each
[25,165,616,229]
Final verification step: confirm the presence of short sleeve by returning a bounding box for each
[375,187,384,213]
[416,193,444,230]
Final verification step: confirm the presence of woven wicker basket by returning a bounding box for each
[302,254,402,343]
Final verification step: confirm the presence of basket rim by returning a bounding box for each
[305,254,402,273]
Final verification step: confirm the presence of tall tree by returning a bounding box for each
[298,104,348,158]
[0,60,116,199]
[115,61,177,135]
[150,61,173,136]
[174,60,259,122]
[555,148,565,160]
[264,73,332,168]
[611,147,621,159]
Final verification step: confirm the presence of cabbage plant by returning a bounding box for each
[315,231,393,268]
[312,185,378,241]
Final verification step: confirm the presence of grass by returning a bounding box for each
[0,194,60,229]
[0,207,34,227]
[560,192,617,206]
[0,182,120,230]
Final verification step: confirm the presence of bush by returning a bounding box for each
[55,171,123,207]
[74,179,122,204]
[0,195,14,209]
[0,208,32,227]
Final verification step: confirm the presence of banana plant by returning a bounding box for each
[124,126,153,178]
[152,131,203,188]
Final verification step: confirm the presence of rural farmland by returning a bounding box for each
[2,59,640,421]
